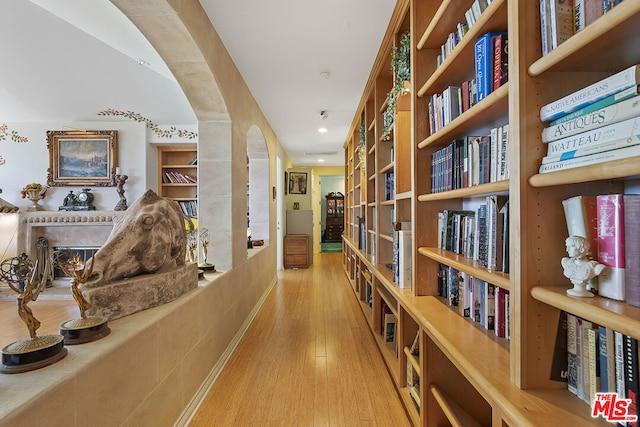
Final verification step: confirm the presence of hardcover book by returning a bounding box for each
[492,33,508,90]
[550,85,639,126]
[562,195,598,259]
[623,335,639,426]
[475,32,506,102]
[567,313,578,394]
[538,143,640,173]
[624,194,640,307]
[540,64,640,122]
[549,0,575,50]
[542,94,640,143]
[544,115,640,155]
[597,194,625,301]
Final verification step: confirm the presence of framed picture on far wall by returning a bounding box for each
[47,130,118,186]
[288,171,307,195]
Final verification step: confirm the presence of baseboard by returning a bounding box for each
[173,275,278,426]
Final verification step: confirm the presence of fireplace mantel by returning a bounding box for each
[18,210,124,257]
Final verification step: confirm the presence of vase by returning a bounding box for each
[25,189,43,211]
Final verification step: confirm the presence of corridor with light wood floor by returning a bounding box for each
[189,252,410,426]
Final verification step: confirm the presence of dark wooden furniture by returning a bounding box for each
[324,192,344,243]
[284,234,309,269]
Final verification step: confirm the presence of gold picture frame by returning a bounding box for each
[47,130,118,187]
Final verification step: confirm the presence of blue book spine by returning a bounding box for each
[475,32,506,102]
[599,326,609,393]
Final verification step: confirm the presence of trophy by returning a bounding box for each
[198,228,216,271]
[0,254,67,373]
[51,251,110,344]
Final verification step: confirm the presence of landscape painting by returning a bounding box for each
[47,130,118,186]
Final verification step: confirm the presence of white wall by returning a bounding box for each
[0,121,197,258]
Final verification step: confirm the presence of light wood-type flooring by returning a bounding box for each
[190,252,410,426]
[0,252,409,426]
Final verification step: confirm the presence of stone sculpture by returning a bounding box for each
[562,235,605,298]
[81,190,197,320]
[85,189,186,288]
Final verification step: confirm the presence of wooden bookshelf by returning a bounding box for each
[342,0,640,425]
[157,145,198,218]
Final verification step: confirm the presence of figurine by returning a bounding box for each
[114,173,128,211]
[562,235,605,298]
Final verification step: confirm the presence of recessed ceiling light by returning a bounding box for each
[318,159,325,163]
[318,127,328,133]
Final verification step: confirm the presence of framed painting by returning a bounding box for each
[288,171,307,195]
[47,130,118,186]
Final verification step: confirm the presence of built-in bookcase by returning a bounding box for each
[157,145,198,218]
[343,0,640,425]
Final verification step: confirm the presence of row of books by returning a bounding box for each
[538,64,640,173]
[188,154,198,165]
[177,200,198,218]
[437,196,509,273]
[562,312,638,419]
[162,171,197,184]
[428,32,507,135]
[562,194,640,306]
[437,264,510,338]
[430,125,510,193]
[384,173,394,201]
[406,358,421,410]
[436,0,496,69]
[540,0,625,56]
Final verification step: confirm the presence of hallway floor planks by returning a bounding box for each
[190,252,410,426]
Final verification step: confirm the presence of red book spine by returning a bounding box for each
[597,194,625,301]
[493,34,503,90]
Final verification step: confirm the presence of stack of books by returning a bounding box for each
[538,64,640,173]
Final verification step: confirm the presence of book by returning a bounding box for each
[567,313,578,394]
[542,134,640,164]
[581,319,593,404]
[540,0,552,56]
[493,33,508,90]
[544,115,640,157]
[538,143,640,173]
[475,32,506,102]
[624,195,640,307]
[599,325,617,393]
[614,331,625,396]
[550,85,640,126]
[623,335,639,426]
[575,0,605,31]
[562,195,598,259]
[495,287,507,338]
[549,0,575,50]
[550,310,568,382]
[398,228,412,288]
[460,271,471,318]
[540,64,640,122]
[597,194,625,301]
[542,93,640,143]
[484,283,496,330]
[586,324,601,405]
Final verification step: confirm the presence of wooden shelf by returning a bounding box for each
[418,247,510,290]
[417,180,509,202]
[531,286,640,341]
[430,384,481,427]
[528,157,640,187]
[417,0,507,96]
[417,83,509,149]
[528,1,640,76]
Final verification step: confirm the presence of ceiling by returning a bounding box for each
[1,0,397,167]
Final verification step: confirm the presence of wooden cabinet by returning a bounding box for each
[157,145,198,218]
[324,192,344,243]
[342,0,640,425]
[284,234,309,269]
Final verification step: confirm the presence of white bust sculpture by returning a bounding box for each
[562,235,605,297]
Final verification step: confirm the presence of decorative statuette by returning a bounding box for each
[20,182,48,211]
[114,172,128,211]
[51,251,110,344]
[198,227,215,271]
[0,254,67,373]
[562,236,605,298]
